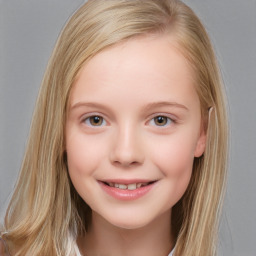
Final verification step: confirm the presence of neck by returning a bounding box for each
[78,210,174,256]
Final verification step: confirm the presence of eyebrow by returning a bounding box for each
[70,102,112,111]
[142,101,189,112]
[70,101,188,112]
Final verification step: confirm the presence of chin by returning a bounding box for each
[111,220,150,230]
[103,210,154,230]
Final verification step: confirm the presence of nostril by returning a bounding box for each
[111,157,144,168]
[109,138,145,167]
[112,160,139,167]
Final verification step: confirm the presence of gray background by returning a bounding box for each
[0,1,255,255]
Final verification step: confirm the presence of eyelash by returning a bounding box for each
[148,115,174,127]
[82,115,107,127]
[81,114,175,128]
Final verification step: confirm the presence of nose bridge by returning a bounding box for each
[110,120,144,167]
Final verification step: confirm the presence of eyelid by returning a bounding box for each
[148,112,177,121]
[79,112,177,126]
[80,112,108,126]
[147,113,177,127]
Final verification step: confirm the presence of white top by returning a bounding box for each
[168,247,175,256]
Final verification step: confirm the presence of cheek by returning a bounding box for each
[151,136,196,174]
[149,134,196,199]
[66,133,106,182]
[65,135,105,206]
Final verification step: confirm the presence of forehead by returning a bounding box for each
[69,35,199,109]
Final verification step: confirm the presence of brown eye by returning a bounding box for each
[151,116,172,126]
[85,116,105,126]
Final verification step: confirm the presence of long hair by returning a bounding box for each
[2,1,228,255]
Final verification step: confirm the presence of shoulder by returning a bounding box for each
[0,237,10,256]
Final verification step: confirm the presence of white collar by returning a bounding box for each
[168,247,175,256]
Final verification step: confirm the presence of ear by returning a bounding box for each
[194,124,207,157]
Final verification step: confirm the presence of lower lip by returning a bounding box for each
[99,182,156,201]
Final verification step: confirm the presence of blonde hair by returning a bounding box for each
[2,0,228,255]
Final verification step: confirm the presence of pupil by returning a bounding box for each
[90,116,102,125]
[155,116,167,125]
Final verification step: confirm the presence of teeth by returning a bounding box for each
[137,183,142,188]
[127,183,136,190]
[106,182,151,190]
[119,184,128,190]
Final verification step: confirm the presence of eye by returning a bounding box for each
[84,115,106,127]
[149,115,173,127]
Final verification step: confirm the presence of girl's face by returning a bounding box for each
[66,35,206,229]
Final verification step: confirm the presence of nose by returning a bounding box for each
[110,125,145,168]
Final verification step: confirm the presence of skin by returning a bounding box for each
[65,35,206,256]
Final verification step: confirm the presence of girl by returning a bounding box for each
[0,0,228,255]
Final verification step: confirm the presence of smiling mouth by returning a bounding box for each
[99,180,157,200]
[102,181,156,190]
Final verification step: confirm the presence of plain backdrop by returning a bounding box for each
[0,1,256,255]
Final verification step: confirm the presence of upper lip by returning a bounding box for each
[99,179,157,185]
